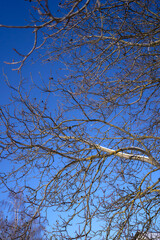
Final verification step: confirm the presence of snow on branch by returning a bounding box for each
[60,136,160,167]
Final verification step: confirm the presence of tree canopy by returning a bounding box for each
[0,0,160,239]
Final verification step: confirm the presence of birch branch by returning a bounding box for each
[60,136,160,167]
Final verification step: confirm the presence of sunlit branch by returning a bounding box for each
[60,136,160,167]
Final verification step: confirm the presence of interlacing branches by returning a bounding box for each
[0,0,160,239]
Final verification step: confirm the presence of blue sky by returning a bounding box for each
[0,0,31,103]
[0,0,58,104]
[0,1,160,238]
[0,1,84,236]
[0,0,53,205]
[0,0,33,64]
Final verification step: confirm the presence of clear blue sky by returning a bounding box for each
[0,0,58,104]
[0,0,32,103]
[0,1,65,235]
[0,2,82,236]
[0,1,160,238]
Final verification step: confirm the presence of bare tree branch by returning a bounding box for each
[0,0,160,239]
